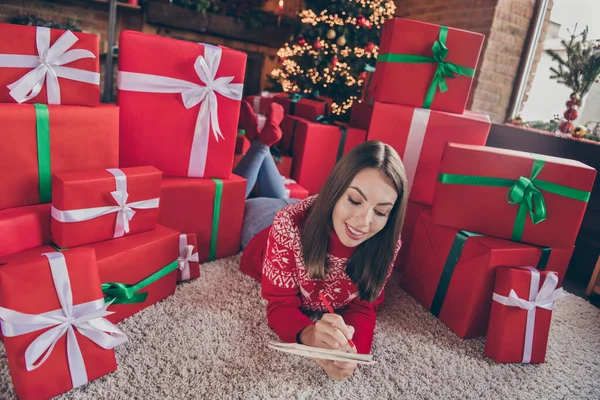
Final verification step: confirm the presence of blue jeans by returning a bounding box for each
[234,140,299,249]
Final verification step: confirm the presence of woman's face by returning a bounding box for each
[332,168,398,247]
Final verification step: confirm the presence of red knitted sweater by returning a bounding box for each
[260,196,401,354]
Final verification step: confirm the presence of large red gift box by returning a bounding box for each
[349,102,373,131]
[289,120,367,194]
[394,200,431,270]
[0,23,100,106]
[51,166,162,248]
[178,233,200,282]
[273,93,333,121]
[432,143,596,248]
[0,204,51,258]
[485,267,566,363]
[401,211,573,338]
[364,101,490,205]
[84,224,180,324]
[372,18,484,114]
[118,30,247,179]
[159,175,246,262]
[0,103,119,210]
[0,248,126,400]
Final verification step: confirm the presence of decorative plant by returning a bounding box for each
[9,14,81,32]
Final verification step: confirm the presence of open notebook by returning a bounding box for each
[268,342,376,365]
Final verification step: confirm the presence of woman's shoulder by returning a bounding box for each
[269,195,318,246]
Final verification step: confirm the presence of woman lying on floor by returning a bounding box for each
[234,101,408,381]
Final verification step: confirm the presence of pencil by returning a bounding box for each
[319,292,356,349]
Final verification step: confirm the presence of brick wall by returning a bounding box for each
[395,0,554,124]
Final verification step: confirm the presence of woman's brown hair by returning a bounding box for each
[300,140,409,302]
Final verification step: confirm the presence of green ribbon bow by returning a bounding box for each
[102,259,178,305]
[210,179,223,262]
[438,158,591,242]
[377,26,475,109]
[35,104,52,203]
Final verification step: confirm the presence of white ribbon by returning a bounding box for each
[51,168,160,238]
[492,267,567,363]
[0,252,127,389]
[0,26,100,104]
[281,175,297,199]
[257,114,267,132]
[117,44,244,177]
[403,108,431,192]
[178,234,199,281]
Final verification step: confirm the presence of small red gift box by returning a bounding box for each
[51,166,162,248]
[0,103,119,211]
[364,101,490,205]
[401,211,573,338]
[0,204,51,258]
[177,233,200,282]
[159,175,246,262]
[273,93,333,121]
[485,266,566,363]
[83,224,180,324]
[0,248,126,400]
[289,120,367,194]
[282,177,309,200]
[118,30,247,179]
[372,18,484,114]
[0,23,100,106]
[245,92,276,115]
[432,143,596,248]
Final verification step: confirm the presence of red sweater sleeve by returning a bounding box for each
[261,211,314,343]
[339,238,402,354]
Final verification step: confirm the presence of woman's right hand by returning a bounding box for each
[299,313,355,351]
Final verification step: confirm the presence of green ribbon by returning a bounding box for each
[288,93,303,115]
[336,126,348,163]
[237,129,246,137]
[438,158,590,241]
[210,179,223,262]
[270,146,283,164]
[430,230,482,317]
[377,26,475,109]
[35,104,52,203]
[536,247,551,270]
[102,259,178,305]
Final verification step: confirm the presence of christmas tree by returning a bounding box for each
[268,0,396,120]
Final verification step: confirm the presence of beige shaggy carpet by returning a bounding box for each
[1,254,599,399]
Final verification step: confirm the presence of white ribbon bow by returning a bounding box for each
[51,168,160,238]
[492,267,567,363]
[0,252,127,389]
[118,44,244,177]
[178,234,199,281]
[0,26,100,104]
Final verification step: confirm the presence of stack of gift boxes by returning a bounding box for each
[0,24,247,398]
[354,18,597,363]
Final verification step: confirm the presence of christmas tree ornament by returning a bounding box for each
[572,125,588,138]
[297,37,306,46]
[558,91,581,134]
[312,38,322,50]
[358,71,367,80]
[326,29,336,40]
[331,57,338,69]
[364,42,375,53]
[336,35,347,46]
[357,15,367,28]
[279,56,287,63]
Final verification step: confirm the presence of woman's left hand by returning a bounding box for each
[312,346,358,381]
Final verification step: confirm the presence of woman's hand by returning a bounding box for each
[299,313,355,350]
[312,346,358,381]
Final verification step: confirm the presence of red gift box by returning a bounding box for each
[485,267,566,363]
[84,224,179,324]
[0,248,126,400]
[51,166,162,248]
[118,30,247,179]
[401,211,573,338]
[0,23,100,106]
[432,143,596,248]
[245,92,276,115]
[364,101,490,205]
[279,115,304,155]
[372,18,484,114]
[0,103,119,211]
[0,204,51,258]
[159,175,246,262]
[394,200,431,270]
[274,154,293,178]
[290,120,367,194]
[273,93,333,121]
[282,178,309,200]
[178,233,200,282]
[235,134,251,155]
[349,102,373,131]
